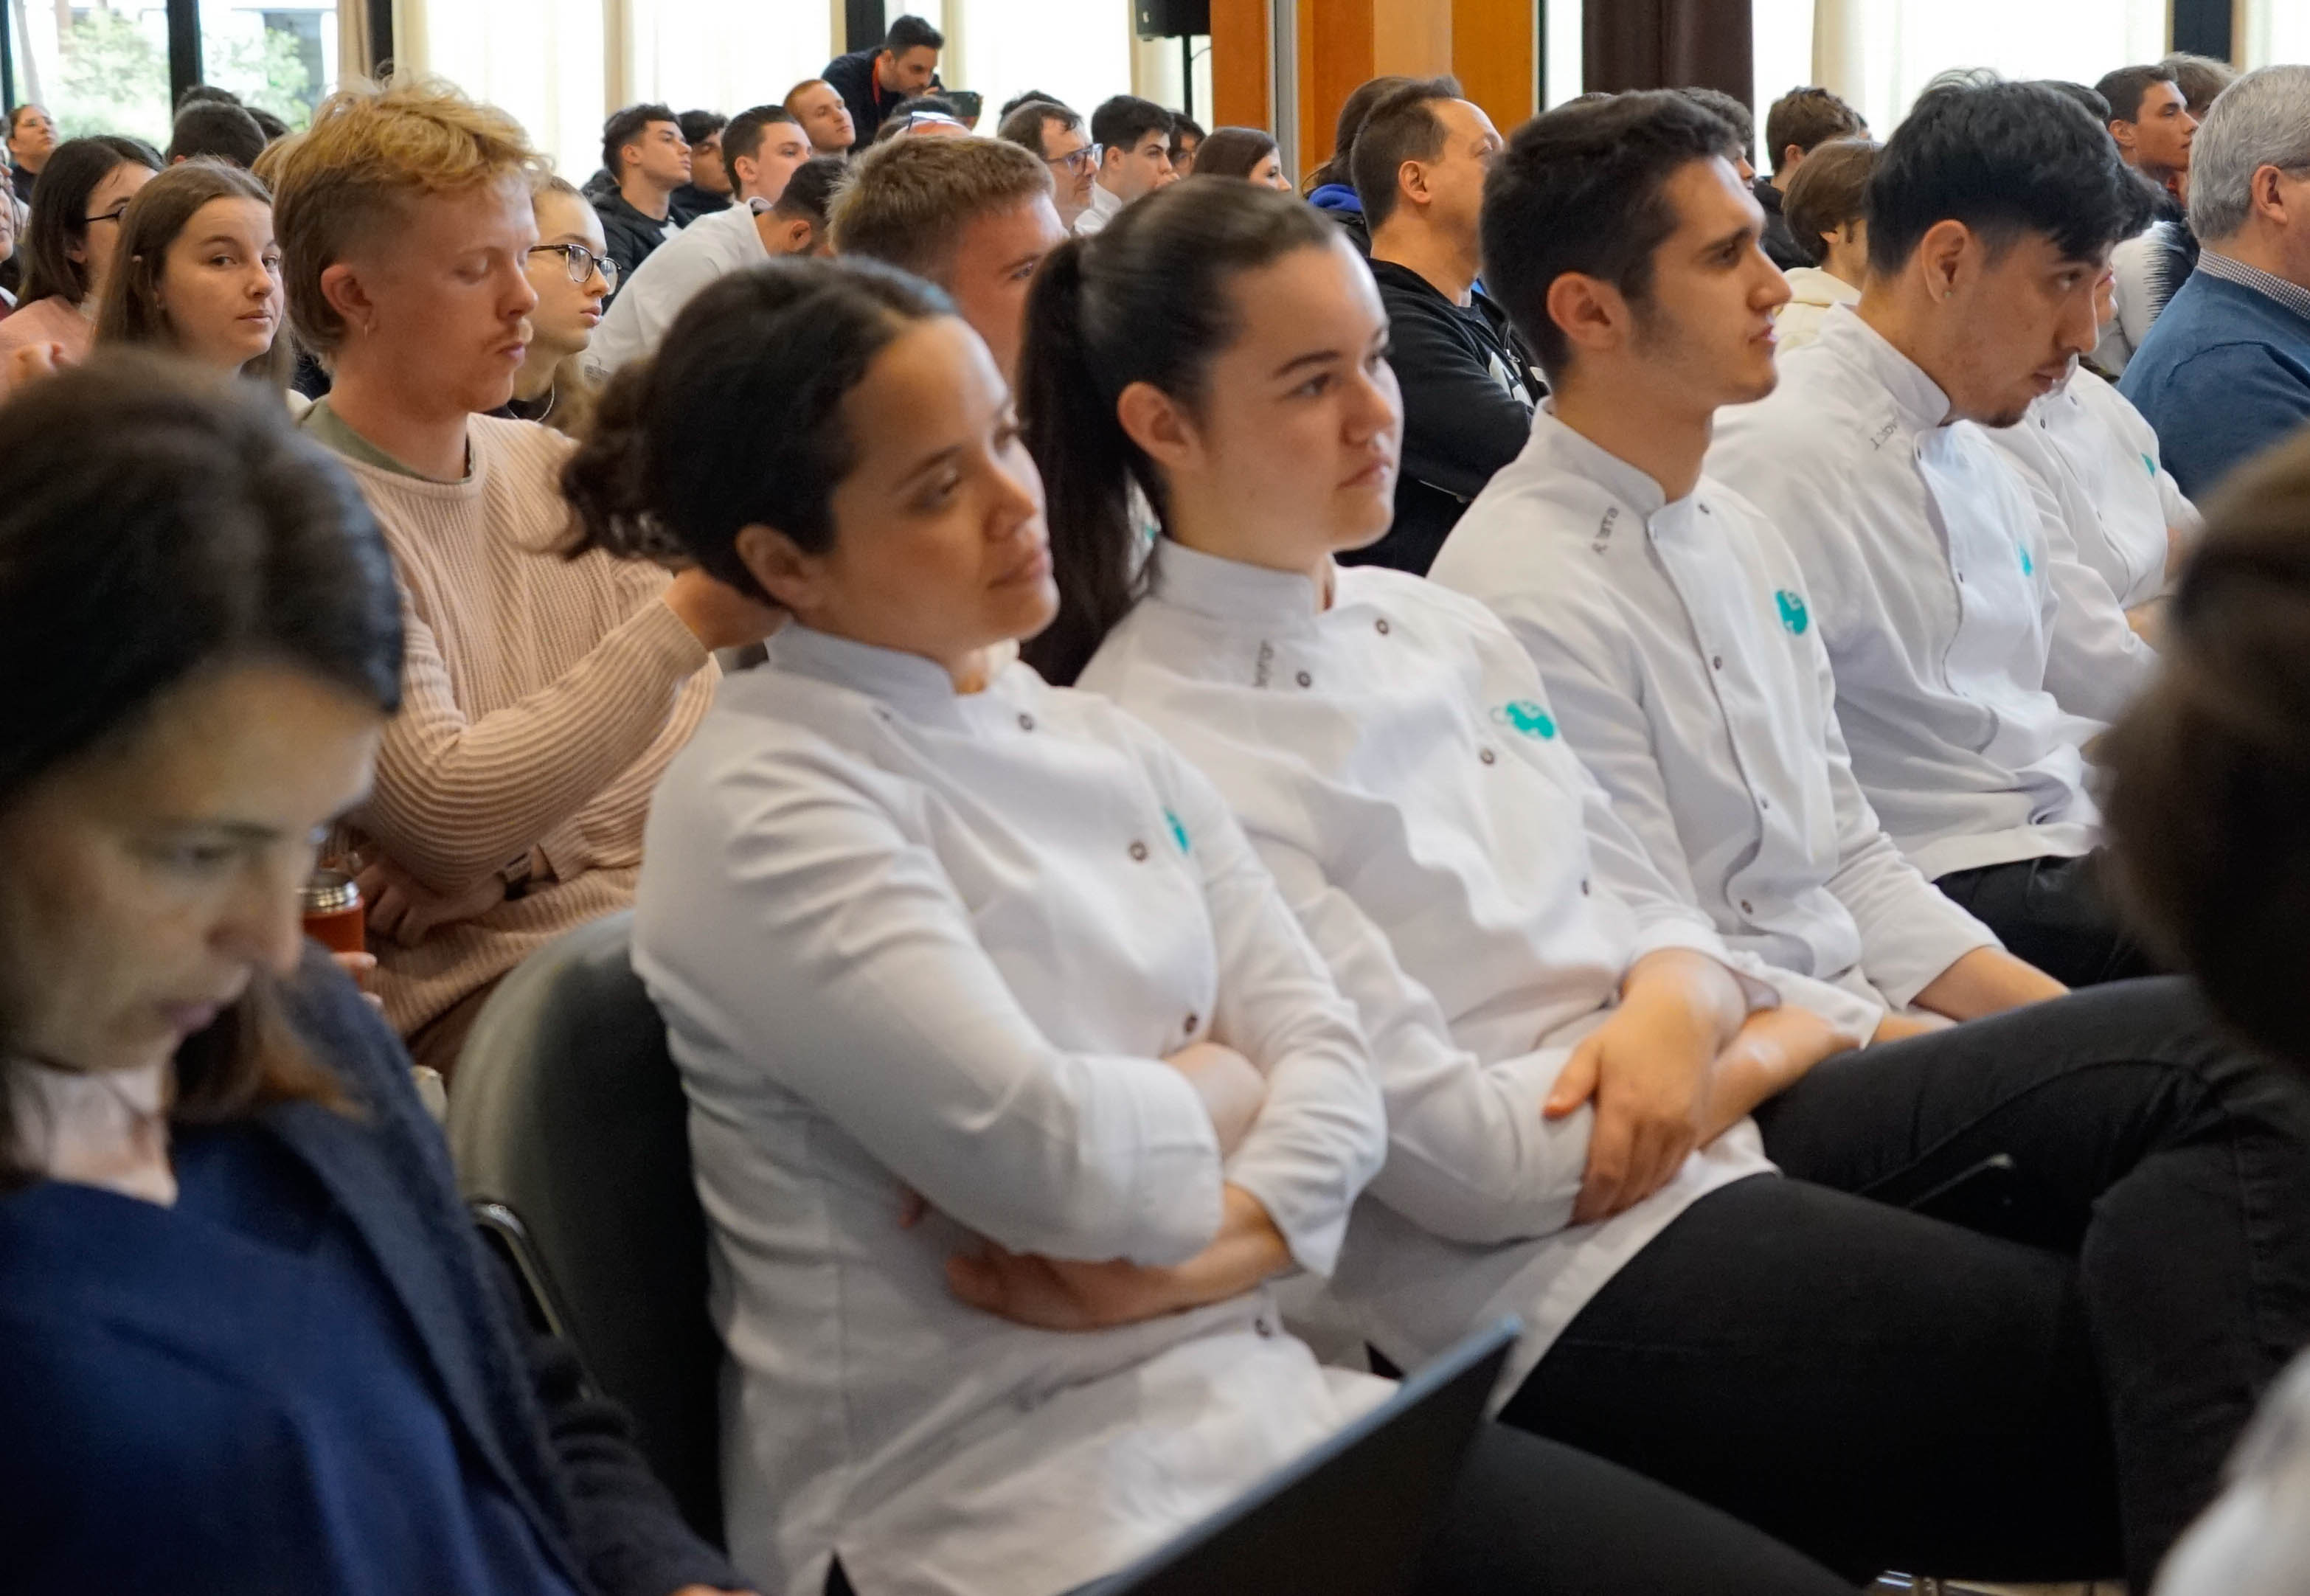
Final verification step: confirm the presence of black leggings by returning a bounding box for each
[1503,976,2310,1586]
[826,1423,1851,1595]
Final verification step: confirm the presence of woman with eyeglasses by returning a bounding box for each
[499,176,614,437]
[0,135,160,397]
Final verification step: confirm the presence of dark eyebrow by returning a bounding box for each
[1702,222,1755,257]
[1273,348,1347,380]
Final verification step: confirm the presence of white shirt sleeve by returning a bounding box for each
[651,747,1230,1268]
[2014,459,2158,723]
[1151,744,1388,1277]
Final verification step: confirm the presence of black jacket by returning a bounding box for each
[671,183,732,224]
[822,47,944,146]
[1343,259,1542,577]
[0,946,741,1596]
[1754,176,1808,271]
[583,175,681,296]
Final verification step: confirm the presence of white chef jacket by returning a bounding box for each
[587,199,771,377]
[1707,306,2120,881]
[1983,365,2196,614]
[1081,545,1879,1397]
[1432,408,1999,1013]
[1073,180,1125,236]
[634,624,1391,1596]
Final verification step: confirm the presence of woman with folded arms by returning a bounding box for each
[1025,178,2310,1589]
[0,355,751,1596]
[563,254,1851,1596]
[93,159,294,395]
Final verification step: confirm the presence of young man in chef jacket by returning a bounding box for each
[1432,89,2069,1033]
[1698,76,2160,988]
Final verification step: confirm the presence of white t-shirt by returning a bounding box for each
[587,200,773,377]
[1772,266,1860,353]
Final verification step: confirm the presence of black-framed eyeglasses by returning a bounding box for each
[82,204,132,226]
[529,242,620,294]
[1044,143,1102,176]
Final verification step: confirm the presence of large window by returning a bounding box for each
[199,0,337,129]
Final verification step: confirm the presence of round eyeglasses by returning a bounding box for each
[1044,143,1103,177]
[529,242,620,294]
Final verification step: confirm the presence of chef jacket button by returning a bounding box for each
[1184,1013,1199,1035]
[1479,747,1497,765]
[1741,899,1755,915]
[1375,618,1391,635]
[1255,1317,1276,1339]
[1017,712,1036,732]
[1296,670,1314,688]
[1711,654,1724,671]
[1758,796,1771,811]
[1581,878,1592,895]
[1128,840,1149,862]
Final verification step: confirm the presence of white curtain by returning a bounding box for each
[1770,0,2168,136]
[394,0,611,177]
[2238,0,2310,67]
[622,0,833,126]
[951,0,1132,131]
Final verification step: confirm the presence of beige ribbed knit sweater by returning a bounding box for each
[313,412,715,1034]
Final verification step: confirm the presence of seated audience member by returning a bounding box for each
[1707,77,2160,987]
[1193,125,1292,190]
[569,250,1850,1596]
[723,105,812,205]
[1030,175,2310,1592]
[821,14,943,146]
[1,166,24,312]
[0,355,752,1596]
[1774,135,1877,349]
[91,159,291,398]
[1305,75,1412,253]
[829,134,1065,381]
[870,94,969,144]
[2103,436,2310,1596]
[996,97,1097,230]
[0,135,159,395]
[1075,94,1176,235]
[6,103,54,197]
[2098,63,2198,192]
[1676,87,1758,179]
[1170,114,1205,175]
[2162,50,2237,119]
[999,88,1065,119]
[1432,93,2060,1034]
[591,133,830,376]
[1345,77,1537,576]
[1755,86,1867,270]
[783,77,856,158]
[2122,66,2310,498]
[499,176,611,433]
[167,100,267,169]
[592,103,690,290]
[269,79,772,1073]
[671,109,731,221]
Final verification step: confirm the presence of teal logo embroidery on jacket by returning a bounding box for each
[1775,589,1810,636]
[1494,701,1558,740]
[2019,544,2036,577]
[2141,451,2157,478]
[1165,808,1190,853]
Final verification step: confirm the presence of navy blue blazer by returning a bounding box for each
[0,948,740,1596]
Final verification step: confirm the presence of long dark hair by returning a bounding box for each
[1193,127,1280,182]
[1016,176,1338,685]
[94,159,291,389]
[18,134,162,307]
[563,257,951,593]
[0,353,406,1184]
[1305,75,1412,193]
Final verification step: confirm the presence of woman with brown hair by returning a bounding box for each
[94,157,294,394]
[0,134,159,395]
[1192,127,1293,190]
[0,354,751,1594]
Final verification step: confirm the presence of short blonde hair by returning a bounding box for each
[270,76,544,353]
[828,135,1050,283]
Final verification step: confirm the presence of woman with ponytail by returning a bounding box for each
[1032,175,2310,1589]
[569,255,1397,1596]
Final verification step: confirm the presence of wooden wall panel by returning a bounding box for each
[1210,0,1272,129]
[1452,0,1535,134]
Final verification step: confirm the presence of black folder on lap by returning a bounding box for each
[1095,1318,1520,1596]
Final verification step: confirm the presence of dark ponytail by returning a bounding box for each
[563,257,952,598]
[1017,176,1338,684]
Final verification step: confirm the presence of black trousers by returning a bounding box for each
[1935,850,2160,987]
[827,1421,1851,1596]
[1502,976,2310,1586]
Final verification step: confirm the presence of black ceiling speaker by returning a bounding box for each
[1137,0,1211,41]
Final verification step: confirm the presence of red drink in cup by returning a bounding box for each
[301,867,367,955]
